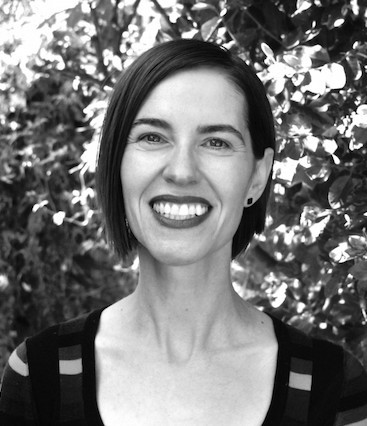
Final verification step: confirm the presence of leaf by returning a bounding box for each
[352,126,367,146]
[322,126,338,138]
[328,175,351,209]
[303,136,319,152]
[66,4,84,28]
[53,211,66,226]
[349,261,367,280]
[282,139,304,160]
[356,105,367,115]
[329,242,351,263]
[235,29,258,48]
[325,274,342,297]
[325,5,346,29]
[321,63,346,90]
[304,104,334,128]
[305,161,330,181]
[262,1,286,38]
[191,3,218,13]
[0,274,9,292]
[346,55,362,81]
[283,54,301,69]
[273,158,299,183]
[357,280,367,292]
[289,47,319,69]
[303,28,322,43]
[304,45,330,67]
[348,235,367,251]
[200,17,220,41]
[261,43,274,59]
[294,0,313,14]
[283,28,304,49]
[268,62,295,79]
[353,105,367,128]
[286,113,312,136]
[322,139,338,155]
[268,78,286,96]
[302,69,326,95]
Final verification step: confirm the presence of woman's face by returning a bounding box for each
[121,68,271,265]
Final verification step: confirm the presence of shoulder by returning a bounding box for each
[25,307,104,351]
[0,308,104,423]
[334,350,367,425]
[0,341,34,423]
[24,308,103,378]
[274,318,367,425]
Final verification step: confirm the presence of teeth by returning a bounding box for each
[152,202,209,220]
[188,204,196,215]
[179,204,189,216]
[170,204,179,215]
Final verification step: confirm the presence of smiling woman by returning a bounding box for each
[120,66,271,266]
[98,39,276,261]
[1,39,367,426]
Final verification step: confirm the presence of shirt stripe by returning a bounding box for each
[8,350,29,377]
[59,358,82,375]
[289,371,312,391]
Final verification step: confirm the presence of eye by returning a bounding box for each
[139,134,163,144]
[203,138,230,149]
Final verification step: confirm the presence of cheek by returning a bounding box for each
[120,154,138,210]
[211,160,253,203]
[120,151,157,219]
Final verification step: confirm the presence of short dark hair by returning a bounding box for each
[96,39,275,260]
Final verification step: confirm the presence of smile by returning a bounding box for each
[149,195,212,228]
[152,202,209,220]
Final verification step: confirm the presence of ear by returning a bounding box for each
[244,148,274,207]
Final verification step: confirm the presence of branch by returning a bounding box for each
[243,8,286,49]
[113,0,121,19]
[221,9,245,48]
[204,17,223,42]
[33,63,107,88]
[150,0,180,38]
[88,2,109,78]
[112,0,141,55]
[36,7,76,29]
[121,0,141,32]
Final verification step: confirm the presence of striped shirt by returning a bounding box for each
[0,307,367,425]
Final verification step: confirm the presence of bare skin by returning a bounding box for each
[95,68,276,425]
[95,248,278,425]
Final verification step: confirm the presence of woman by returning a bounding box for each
[1,39,367,425]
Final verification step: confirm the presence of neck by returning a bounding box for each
[123,245,252,363]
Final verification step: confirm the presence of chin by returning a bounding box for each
[138,241,207,267]
[140,239,229,268]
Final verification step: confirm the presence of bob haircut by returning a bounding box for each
[96,39,275,260]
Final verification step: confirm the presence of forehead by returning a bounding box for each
[135,67,248,125]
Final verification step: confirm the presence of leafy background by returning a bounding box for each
[1,0,367,376]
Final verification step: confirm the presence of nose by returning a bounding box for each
[162,144,200,186]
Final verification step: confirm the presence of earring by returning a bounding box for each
[247,198,253,206]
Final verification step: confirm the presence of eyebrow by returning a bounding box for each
[131,118,245,144]
[197,124,244,143]
[132,118,170,129]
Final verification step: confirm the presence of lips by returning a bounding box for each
[149,195,212,228]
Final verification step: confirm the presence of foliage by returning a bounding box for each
[0,0,366,376]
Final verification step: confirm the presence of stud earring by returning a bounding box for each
[247,198,253,206]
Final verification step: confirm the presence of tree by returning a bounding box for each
[0,0,366,376]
